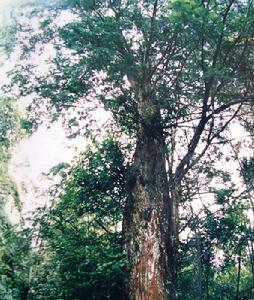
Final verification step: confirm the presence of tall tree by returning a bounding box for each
[9,0,254,298]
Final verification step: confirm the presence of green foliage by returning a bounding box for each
[0,97,18,151]
[179,189,253,300]
[30,138,127,299]
[2,0,254,298]
[241,157,254,189]
[0,24,18,55]
[0,223,33,300]
[0,96,33,300]
[0,96,20,208]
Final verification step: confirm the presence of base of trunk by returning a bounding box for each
[124,130,173,300]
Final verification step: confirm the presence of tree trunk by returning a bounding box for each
[124,123,173,300]
[236,248,242,300]
[194,231,203,300]
[169,187,179,295]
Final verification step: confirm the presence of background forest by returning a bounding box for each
[0,0,254,299]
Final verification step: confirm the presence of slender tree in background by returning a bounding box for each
[8,0,254,299]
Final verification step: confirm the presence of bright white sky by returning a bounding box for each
[0,0,26,26]
[7,123,87,223]
[0,0,87,222]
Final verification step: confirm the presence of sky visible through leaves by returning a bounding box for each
[0,0,87,222]
[0,0,252,227]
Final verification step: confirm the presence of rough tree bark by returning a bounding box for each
[124,127,171,300]
[169,186,179,295]
[123,87,177,299]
